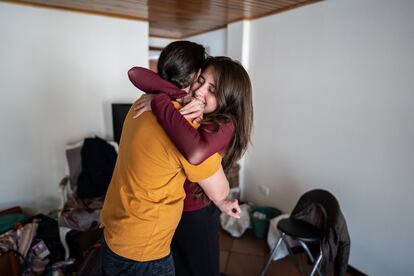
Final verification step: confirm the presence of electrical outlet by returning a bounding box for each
[259,185,270,196]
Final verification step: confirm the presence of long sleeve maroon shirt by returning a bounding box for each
[128,67,235,211]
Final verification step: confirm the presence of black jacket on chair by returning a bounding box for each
[291,189,350,276]
[77,137,117,199]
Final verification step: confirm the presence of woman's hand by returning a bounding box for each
[215,199,241,219]
[133,94,154,118]
[179,97,205,123]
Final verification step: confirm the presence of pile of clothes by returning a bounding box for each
[0,137,118,275]
[0,207,73,275]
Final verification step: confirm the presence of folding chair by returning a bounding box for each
[260,189,337,276]
[260,216,324,276]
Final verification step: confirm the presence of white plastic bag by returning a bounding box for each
[267,213,290,260]
[220,203,251,238]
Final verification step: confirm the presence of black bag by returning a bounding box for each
[0,251,22,276]
[77,137,117,199]
[33,214,66,264]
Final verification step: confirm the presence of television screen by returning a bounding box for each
[112,103,132,144]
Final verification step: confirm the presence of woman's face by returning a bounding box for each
[191,65,218,114]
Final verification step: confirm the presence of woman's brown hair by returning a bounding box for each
[202,56,253,173]
[192,56,253,201]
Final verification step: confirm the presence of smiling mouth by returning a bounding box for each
[190,92,206,105]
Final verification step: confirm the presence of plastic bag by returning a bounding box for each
[267,213,290,260]
[220,203,251,238]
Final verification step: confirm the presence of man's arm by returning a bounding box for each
[198,166,241,219]
[181,155,240,218]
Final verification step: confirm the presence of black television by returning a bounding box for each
[112,103,132,144]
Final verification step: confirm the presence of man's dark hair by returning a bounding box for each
[157,41,206,89]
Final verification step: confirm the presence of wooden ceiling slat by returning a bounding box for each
[275,0,303,5]
[8,0,321,38]
[227,0,280,8]
[252,2,285,8]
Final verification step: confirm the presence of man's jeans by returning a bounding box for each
[102,241,175,276]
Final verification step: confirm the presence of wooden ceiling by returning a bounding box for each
[6,0,321,38]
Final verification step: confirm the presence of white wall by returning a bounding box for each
[187,28,227,56]
[244,0,414,275]
[148,29,227,59]
[149,36,175,49]
[0,2,148,213]
[226,21,251,198]
[227,21,250,66]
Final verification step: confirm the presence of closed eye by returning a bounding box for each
[198,76,205,84]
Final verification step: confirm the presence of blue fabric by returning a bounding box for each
[0,213,27,234]
[101,241,175,276]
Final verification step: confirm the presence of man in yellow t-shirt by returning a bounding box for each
[100,41,231,276]
[101,101,222,258]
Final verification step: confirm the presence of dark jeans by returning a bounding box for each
[102,240,175,276]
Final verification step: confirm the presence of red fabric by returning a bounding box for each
[182,180,209,211]
[128,67,235,212]
[128,67,186,99]
[0,207,22,217]
[151,94,235,165]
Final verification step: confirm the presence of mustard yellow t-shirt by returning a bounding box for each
[101,102,221,262]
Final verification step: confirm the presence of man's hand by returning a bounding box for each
[133,94,154,118]
[215,199,241,219]
[179,97,205,123]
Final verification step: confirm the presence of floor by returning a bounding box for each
[219,229,354,276]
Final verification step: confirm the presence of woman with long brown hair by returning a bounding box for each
[130,56,253,276]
